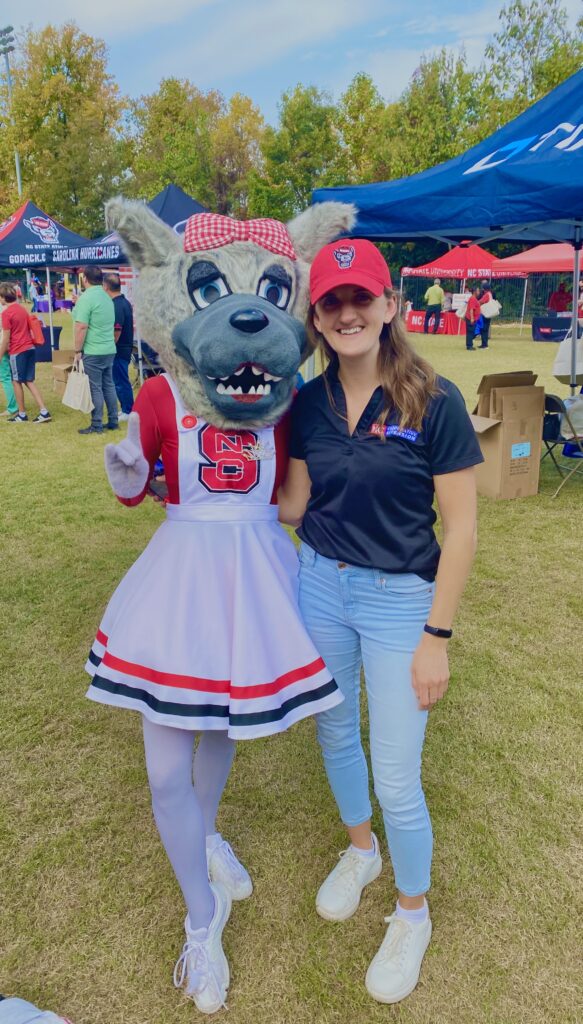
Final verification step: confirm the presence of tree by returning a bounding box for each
[335,73,386,184]
[485,0,583,110]
[0,23,127,235]
[209,94,265,216]
[374,50,481,180]
[127,78,224,208]
[249,85,343,219]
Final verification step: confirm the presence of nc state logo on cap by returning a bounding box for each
[333,245,355,269]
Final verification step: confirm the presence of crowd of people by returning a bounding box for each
[421,277,495,347]
[0,267,134,429]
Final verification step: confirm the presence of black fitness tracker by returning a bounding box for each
[424,624,453,639]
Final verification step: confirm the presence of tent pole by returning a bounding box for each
[458,277,466,335]
[45,267,55,349]
[519,277,528,335]
[569,230,581,394]
[133,306,144,387]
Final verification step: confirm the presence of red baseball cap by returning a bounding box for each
[310,238,392,305]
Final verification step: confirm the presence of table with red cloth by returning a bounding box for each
[406,309,461,335]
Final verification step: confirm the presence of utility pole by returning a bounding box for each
[0,25,23,197]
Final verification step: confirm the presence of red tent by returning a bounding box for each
[490,243,577,275]
[402,242,524,279]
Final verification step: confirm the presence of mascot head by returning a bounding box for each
[105,200,356,429]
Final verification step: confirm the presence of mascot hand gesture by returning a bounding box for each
[104,412,149,498]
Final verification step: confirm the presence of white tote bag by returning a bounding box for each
[553,330,583,385]
[480,299,501,318]
[62,360,94,414]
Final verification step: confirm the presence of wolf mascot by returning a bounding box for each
[85,199,355,1012]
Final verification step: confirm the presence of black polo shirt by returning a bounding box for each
[289,365,483,581]
[113,293,134,361]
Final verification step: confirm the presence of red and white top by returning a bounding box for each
[121,374,291,509]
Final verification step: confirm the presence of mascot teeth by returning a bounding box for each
[210,365,279,399]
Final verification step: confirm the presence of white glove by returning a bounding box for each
[104,411,150,499]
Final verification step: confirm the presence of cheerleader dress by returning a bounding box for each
[86,373,342,739]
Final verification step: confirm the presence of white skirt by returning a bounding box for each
[86,504,341,739]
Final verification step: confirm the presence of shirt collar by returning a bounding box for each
[324,360,385,435]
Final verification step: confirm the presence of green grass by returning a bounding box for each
[0,324,581,1024]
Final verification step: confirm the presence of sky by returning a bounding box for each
[2,0,582,122]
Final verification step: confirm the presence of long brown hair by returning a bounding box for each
[307,287,440,431]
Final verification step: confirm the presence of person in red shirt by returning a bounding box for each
[548,282,572,314]
[0,282,51,422]
[464,286,482,350]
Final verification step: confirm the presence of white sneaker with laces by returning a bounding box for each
[118,412,130,421]
[365,912,432,1003]
[207,835,253,900]
[316,833,382,921]
[173,881,232,1014]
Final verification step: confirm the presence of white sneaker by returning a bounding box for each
[365,912,432,1004]
[173,881,232,1013]
[316,834,382,921]
[207,835,253,900]
[118,412,130,421]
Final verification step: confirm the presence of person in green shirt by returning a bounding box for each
[423,279,445,335]
[73,265,119,434]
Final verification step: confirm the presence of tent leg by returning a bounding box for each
[458,277,465,334]
[519,277,528,336]
[569,233,581,394]
[45,267,55,348]
[137,337,144,387]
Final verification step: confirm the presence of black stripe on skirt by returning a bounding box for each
[89,675,338,726]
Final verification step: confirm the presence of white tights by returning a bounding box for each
[142,718,236,930]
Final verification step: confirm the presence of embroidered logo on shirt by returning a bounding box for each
[370,422,419,442]
[333,244,356,269]
[242,440,275,461]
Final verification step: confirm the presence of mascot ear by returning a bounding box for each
[105,197,182,269]
[287,202,357,264]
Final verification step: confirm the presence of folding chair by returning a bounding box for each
[131,341,163,390]
[541,394,583,497]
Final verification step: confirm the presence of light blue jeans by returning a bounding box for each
[298,542,435,896]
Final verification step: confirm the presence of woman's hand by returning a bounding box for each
[411,634,450,710]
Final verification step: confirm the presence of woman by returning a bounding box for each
[279,239,482,1004]
[464,284,483,350]
[0,283,51,422]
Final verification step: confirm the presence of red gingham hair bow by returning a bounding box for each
[184,213,297,261]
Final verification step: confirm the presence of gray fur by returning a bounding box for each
[106,198,356,429]
[287,203,357,265]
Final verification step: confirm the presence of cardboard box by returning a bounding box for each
[469,372,544,500]
[52,350,75,398]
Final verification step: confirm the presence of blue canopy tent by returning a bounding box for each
[0,200,123,347]
[98,184,208,249]
[147,183,207,232]
[0,199,122,268]
[313,68,583,389]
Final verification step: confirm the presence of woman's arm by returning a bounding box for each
[411,466,478,711]
[278,457,312,527]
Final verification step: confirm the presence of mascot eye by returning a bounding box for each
[257,276,290,309]
[191,277,230,310]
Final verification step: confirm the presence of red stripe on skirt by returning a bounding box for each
[100,650,327,698]
[96,628,108,646]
